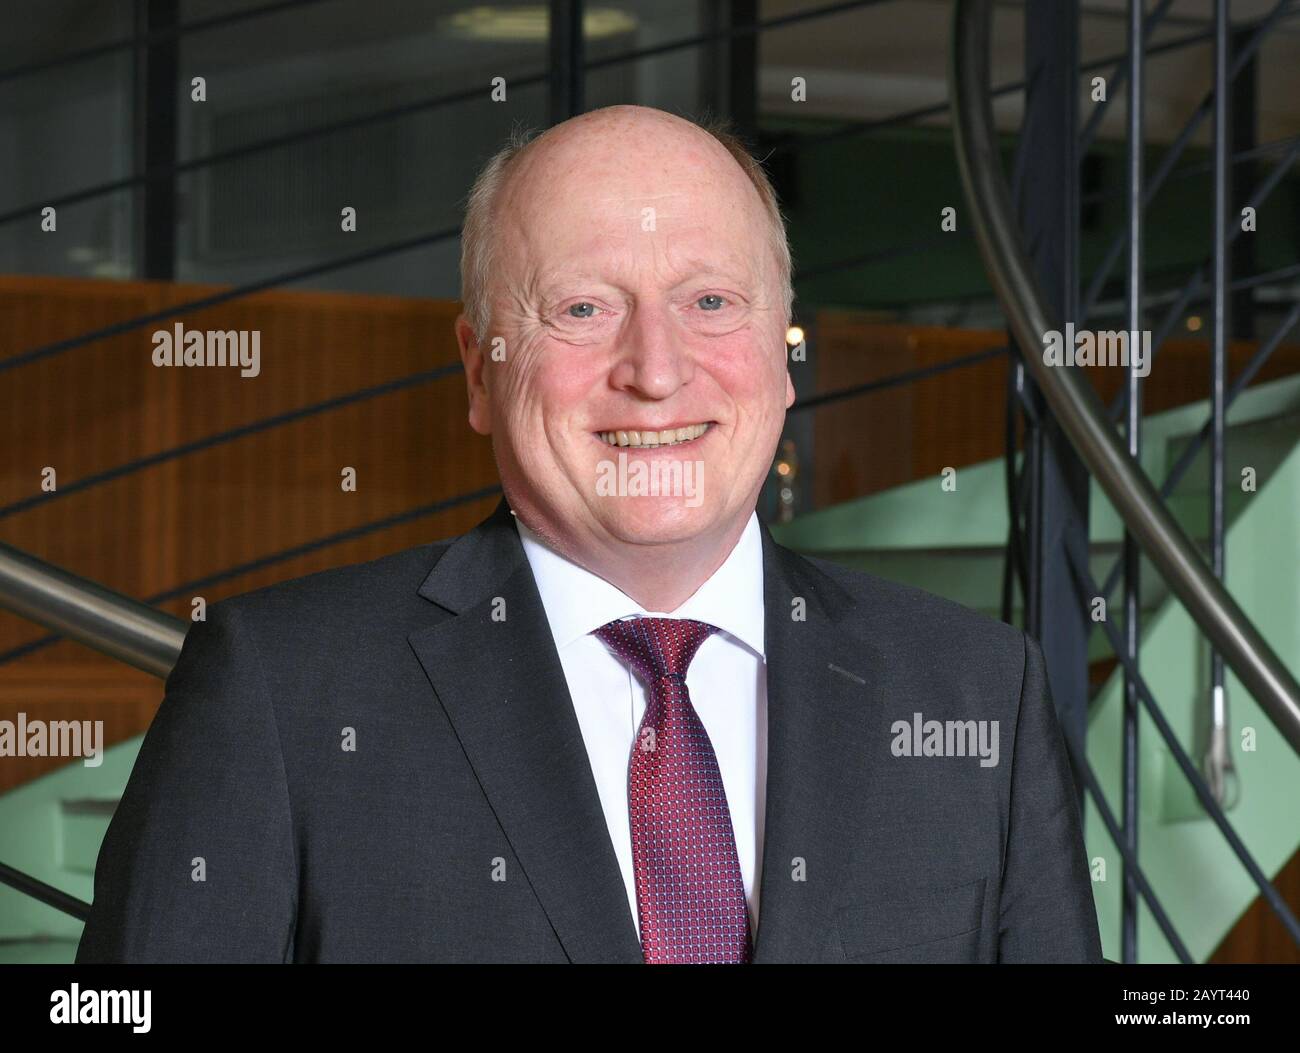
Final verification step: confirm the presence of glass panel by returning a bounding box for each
[0,2,134,278]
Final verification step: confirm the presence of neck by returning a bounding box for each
[522,512,752,613]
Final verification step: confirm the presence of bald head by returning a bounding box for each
[459,105,793,343]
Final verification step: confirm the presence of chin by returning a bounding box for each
[597,498,720,545]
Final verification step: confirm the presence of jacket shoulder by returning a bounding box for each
[796,549,1027,661]
[219,541,450,617]
[190,538,462,668]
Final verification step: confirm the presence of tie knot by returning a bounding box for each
[592,616,718,683]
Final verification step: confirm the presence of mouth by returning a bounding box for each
[593,421,715,450]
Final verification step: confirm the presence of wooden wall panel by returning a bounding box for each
[812,312,1300,509]
[0,277,497,791]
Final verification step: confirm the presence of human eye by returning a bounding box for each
[696,294,728,311]
[563,300,601,319]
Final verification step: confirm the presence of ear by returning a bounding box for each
[455,313,492,436]
[785,368,796,409]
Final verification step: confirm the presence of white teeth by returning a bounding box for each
[598,422,711,448]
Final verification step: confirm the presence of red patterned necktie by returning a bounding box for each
[593,616,753,964]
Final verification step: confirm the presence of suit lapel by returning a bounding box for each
[407,496,643,963]
[752,522,885,963]
[408,498,884,964]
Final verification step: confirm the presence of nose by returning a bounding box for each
[608,301,693,399]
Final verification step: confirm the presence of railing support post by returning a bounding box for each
[1019,0,1091,813]
[133,0,178,280]
[1121,0,1146,966]
[548,0,585,125]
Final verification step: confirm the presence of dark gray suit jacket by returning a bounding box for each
[76,495,1103,963]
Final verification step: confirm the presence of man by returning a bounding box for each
[77,105,1102,964]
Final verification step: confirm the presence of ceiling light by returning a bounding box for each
[443,6,638,42]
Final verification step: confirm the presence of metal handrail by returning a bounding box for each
[950,0,1300,755]
[0,861,90,922]
[0,483,507,671]
[0,543,185,677]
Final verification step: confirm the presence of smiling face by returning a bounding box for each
[456,107,794,567]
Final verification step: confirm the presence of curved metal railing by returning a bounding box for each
[950,0,1300,756]
[0,543,186,678]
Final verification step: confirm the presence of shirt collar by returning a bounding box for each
[513,511,766,661]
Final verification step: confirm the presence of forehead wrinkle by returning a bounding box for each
[504,167,767,300]
[527,228,762,302]
[594,191,687,203]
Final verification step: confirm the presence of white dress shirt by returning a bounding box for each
[513,511,768,942]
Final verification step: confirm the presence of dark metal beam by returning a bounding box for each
[1120,0,1145,966]
[1020,0,1091,810]
[727,1,759,144]
[1206,0,1234,808]
[133,0,178,280]
[548,0,585,125]
[1230,25,1258,338]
